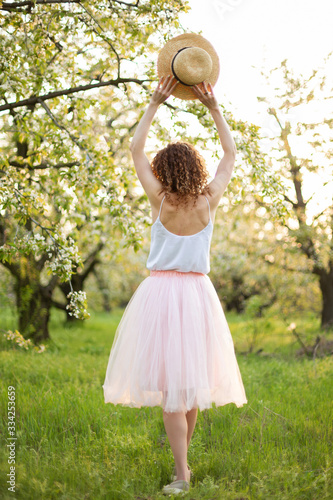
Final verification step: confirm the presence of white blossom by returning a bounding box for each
[66,290,90,320]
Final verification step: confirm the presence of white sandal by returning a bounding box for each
[162,479,190,496]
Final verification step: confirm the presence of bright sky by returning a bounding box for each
[179,0,333,123]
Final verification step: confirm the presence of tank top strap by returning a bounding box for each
[158,195,166,218]
[204,195,211,220]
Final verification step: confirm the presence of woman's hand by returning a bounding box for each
[150,75,179,106]
[192,82,219,111]
[130,76,177,154]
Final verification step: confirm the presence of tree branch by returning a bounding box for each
[0,77,151,112]
[312,206,331,223]
[46,274,59,290]
[266,108,324,271]
[305,181,330,206]
[81,256,100,282]
[263,256,312,275]
[35,252,50,271]
[1,0,140,10]
[1,0,80,11]
[78,4,121,78]
[292,328,312,356]
[37,98,95,162]
[268,109,306,213]
[0,259,21,278]
[111,0,140,7]
[8,160,80,170]
[283,193,297,208]
[81,242,104,280]
[51,299,68,311]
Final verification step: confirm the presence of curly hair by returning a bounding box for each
[151,142,211,207]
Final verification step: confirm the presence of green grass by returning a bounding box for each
[0,309,332,499]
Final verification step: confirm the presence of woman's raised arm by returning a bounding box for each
[130,76,178,203]
[192,82,237,205]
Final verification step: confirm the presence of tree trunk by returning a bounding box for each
[318,262,333,329]
[8,253,59,343]
[14,279,54,342]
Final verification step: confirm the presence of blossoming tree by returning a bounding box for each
[0,0,192,340]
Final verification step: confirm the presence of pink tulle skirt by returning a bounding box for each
[102,270,247,413]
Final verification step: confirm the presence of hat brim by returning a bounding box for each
[157,33,220,100]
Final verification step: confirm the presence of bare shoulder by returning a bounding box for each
[149,191,166,223]
[205,175,230,210]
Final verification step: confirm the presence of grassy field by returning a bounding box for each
[0,308,332,499]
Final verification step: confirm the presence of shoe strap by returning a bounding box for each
[170,480,189,487]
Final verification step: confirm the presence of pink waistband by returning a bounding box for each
[150,270,205,277]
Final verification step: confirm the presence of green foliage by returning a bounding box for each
[245,295,268,318]
[210,202,320,319]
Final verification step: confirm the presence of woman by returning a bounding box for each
[103,75,247,496]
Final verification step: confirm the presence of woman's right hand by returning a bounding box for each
[150,75,179,106]
[192,82,219,111]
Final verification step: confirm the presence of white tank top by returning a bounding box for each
[146,195,213,274]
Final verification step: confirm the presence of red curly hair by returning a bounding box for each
[151,142,211,207]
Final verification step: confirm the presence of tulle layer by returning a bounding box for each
[102,270,247,413]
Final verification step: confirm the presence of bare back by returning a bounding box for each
[151,193,216,237]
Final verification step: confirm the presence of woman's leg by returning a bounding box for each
[185,408,198,449]
[162,407,198,481]
[162,411,190,481]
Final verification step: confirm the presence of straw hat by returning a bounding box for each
[157,33,220,100]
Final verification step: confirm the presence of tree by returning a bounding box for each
[0,0,190,341]
[257,56,333,328]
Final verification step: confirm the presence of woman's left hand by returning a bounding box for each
[192,82,219,111]
[150,75,179,106]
